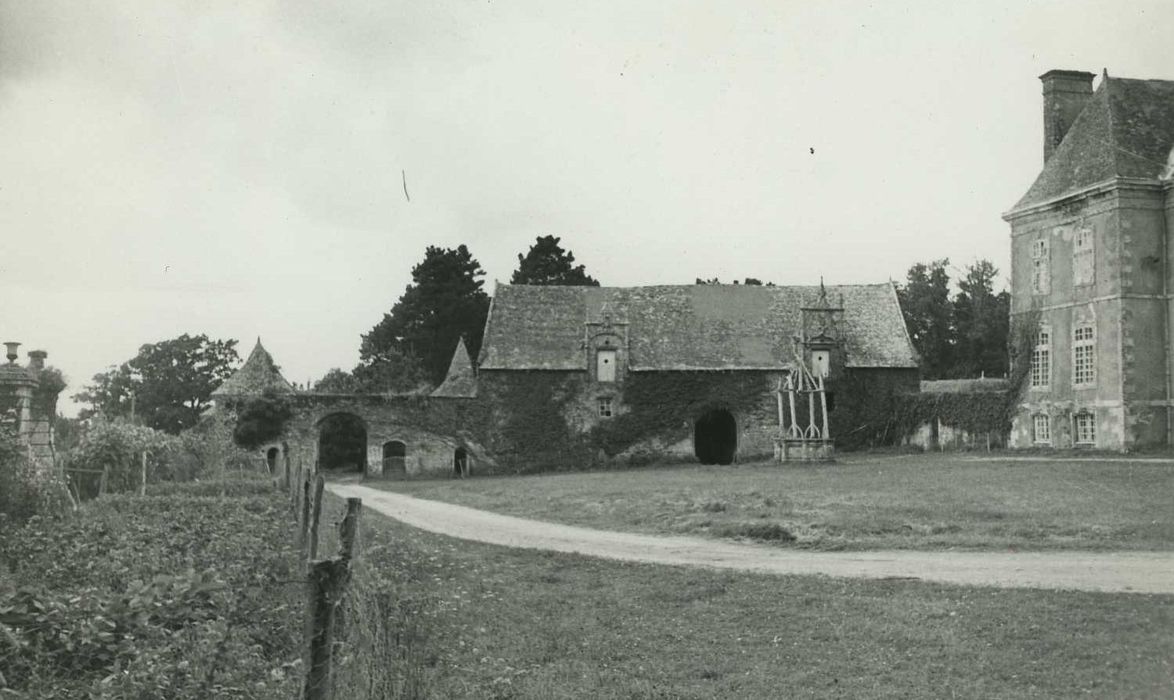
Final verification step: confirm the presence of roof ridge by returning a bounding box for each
[1102,71,1122,175]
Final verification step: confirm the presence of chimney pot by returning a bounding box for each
[1040,69,1097,163]
[27,350,47,370]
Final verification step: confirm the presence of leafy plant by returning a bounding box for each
[231,389,293,451]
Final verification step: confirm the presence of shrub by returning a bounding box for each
[60,419,179,495]
[0,492,301,698]
[231,390,293,451]
[0,428,71,531]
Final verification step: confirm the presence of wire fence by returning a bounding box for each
[283,456,428,700]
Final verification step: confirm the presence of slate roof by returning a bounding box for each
[212,339,294,397]
[431,338,478,398]
[1013,75,1174,211]
[479,283,918,371]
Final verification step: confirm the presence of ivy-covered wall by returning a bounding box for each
[824,368,921,449]
[264,365,925,478]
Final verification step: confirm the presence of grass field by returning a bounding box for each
[368,454,1174,551]
[325,494,1174,699]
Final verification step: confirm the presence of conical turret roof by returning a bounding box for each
[431,337,477,398]
[212,339,294,398]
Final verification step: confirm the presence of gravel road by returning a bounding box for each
[328,483,1174,594]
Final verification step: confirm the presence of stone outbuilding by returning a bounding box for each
[221,281,920,476]
[1005,70,1174,450]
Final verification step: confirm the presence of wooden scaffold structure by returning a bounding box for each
[774,348,835,462]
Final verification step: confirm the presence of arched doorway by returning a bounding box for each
[453,447,469,478]
[382,440,407,475]
[265,447,280,473]
[317,413,368,473]
[695,409,737,465]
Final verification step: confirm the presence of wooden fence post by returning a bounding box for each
[300,477,312,549]
[99,465,109,497]
[333,497,362,640]
[139,452,148,496]
[338,498,362,565]
[303,559,346,700]
[308,474,325,560]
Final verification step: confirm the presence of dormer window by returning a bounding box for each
[596,349,617,382]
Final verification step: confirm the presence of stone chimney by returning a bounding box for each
[1040,69,1096,162]
[27,350,47,371]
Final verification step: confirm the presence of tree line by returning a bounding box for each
[75,240,1009,429]
[897,259,1010,380]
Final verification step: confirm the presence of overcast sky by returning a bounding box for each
[2,1,1172,414]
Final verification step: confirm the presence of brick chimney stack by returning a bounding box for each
[1040,69,1096,163]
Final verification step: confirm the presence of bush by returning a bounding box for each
[0,429,71,531]
[231,390,293,451]
[61,420,179,495]
[0,492,301,698]
[146,479,275,498]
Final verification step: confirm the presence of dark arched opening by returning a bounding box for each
[454,447,469,478]
[382,440,407,475]
[265,447,279,473]
[318,413,367,472]
[695,409,737,465]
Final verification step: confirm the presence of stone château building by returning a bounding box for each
[1006,70,1174,450]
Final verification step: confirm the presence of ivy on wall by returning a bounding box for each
[590,372,768,458]
[484,373,589,473]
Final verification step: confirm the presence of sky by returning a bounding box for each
[2,1,1173,415]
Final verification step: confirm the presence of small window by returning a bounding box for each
[811,350,830,378]
[1032,414,1051,444]
[597,349,617,382]
[1073,325,1095,386]
[1030,329,1050,389]
[598,397,613,418]
[1073,228,1094,286]
[1074,412,1096,445]
[1031,238,1050,294]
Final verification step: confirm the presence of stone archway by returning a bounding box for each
[382,440,407,476]
[454,447,469,477]
[317,413,368,472]
[695,409,737,465]
[265,446,279,473]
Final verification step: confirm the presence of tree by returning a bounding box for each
[312,353,430,395]
[511,235,599,286]
[897,260,954,379]
[232,389,294,451]
[360,245,490,386]
[74,334,240,434]
[952,260,1010,378]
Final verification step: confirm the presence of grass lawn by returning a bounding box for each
[322,494,1174,699]
[366,453,1174,551]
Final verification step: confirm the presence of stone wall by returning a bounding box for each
[275,393,491,479]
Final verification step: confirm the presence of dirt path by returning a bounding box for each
[328,483,1174,595]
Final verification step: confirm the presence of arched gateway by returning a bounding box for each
[694,409,737,465]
